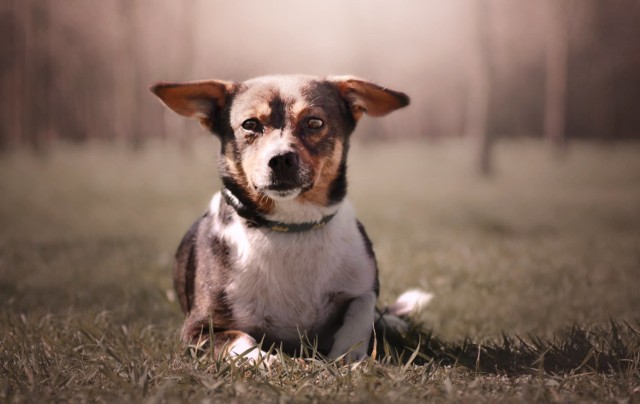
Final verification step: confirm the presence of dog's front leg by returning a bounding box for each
[183,322,276,367]
[215,331,278,367]
[328,291,376,361]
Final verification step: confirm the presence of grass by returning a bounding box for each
[1,138,639,402]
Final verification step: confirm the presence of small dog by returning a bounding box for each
[151,75,430,363]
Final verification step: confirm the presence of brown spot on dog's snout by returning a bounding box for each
[221,141,275,215]
[297,138,344,206]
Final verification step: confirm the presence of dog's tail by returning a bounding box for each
[372,289,433,361]
[385,289,433,317]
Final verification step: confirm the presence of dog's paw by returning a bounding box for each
[327,340,368,363]
[226,333,279,369]
[343,350,369,363]
[235,349,278,370]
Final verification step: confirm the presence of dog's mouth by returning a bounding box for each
[251,163,315,202]
[264,188,300,201]
[258,181,313,201]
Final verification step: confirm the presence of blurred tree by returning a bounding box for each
[0,0,22,150]
[543,0,569,155]
[0,0,639,153]
[116,0,144,150]
[465,0,495,176]
[33,0,55,152]
[176,1,195,150]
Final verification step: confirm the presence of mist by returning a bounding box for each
[2,0,640,155]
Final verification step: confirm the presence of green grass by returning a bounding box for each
[1,138,639,402]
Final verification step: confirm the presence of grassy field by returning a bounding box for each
[1,138,639,402]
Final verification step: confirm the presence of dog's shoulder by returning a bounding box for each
[173,197,234,318]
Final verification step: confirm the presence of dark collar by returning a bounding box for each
[221,187,336,233]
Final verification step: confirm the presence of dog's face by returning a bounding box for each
[151,75,409,212]
[228,76,357,203]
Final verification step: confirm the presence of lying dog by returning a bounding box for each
[151,75,430,362]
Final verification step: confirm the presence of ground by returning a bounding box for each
[1,138,639,402]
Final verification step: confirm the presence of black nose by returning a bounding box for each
[268,152,299,180]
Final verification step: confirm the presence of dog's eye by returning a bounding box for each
[307,118,324,130]
[241,119,260,132]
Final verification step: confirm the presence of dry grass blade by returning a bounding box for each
[1,141,639,402]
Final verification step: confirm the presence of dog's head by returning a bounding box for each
[151,75,408,219]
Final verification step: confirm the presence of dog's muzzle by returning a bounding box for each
[252,151,314,201]
[263,152,307,199]
[268,152,299,186]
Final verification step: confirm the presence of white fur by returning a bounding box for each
[209,193,376,352]
[328,291,376,360]
[374,289,434,336]
[265,197,340,223]
[387,289,433,316]
[227,333,277,367]
[245,134,313,199]
[264,188,301,201]
[209,192,223,212]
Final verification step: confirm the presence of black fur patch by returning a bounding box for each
[327,160,348,205]
[269,95,286,129]
[217,195,234,226]
[175,212,236,342]
[220,177,267,227]
[356,220,379,296]
[184,242,197,313]
[173,213,205,313]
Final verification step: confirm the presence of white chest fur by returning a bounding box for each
[208,193,375,341]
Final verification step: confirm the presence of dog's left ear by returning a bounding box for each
[330,76,410,120]
[150,80,236,134]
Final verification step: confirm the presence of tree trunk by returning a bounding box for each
[117,0,143,149]
[177,1,195,150]
[465,0,494,176]
[543,0,569,155]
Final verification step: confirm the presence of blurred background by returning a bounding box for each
[2,0,640,160]
[0,0,639,340]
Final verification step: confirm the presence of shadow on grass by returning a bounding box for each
[377,320,640,376]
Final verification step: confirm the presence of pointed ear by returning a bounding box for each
[149,80,236,119]
[330,76,410,120]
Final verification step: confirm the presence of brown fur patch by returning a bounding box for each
[222,142,275,215]
[330,77,410,119]
[150,80,234,118]
[252,102,272,125]
[297,139,344,206]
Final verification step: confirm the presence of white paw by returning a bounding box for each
[229,334,277,369]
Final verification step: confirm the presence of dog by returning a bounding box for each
[150,74,431,363]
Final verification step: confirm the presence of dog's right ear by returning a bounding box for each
[150,80,236,131]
